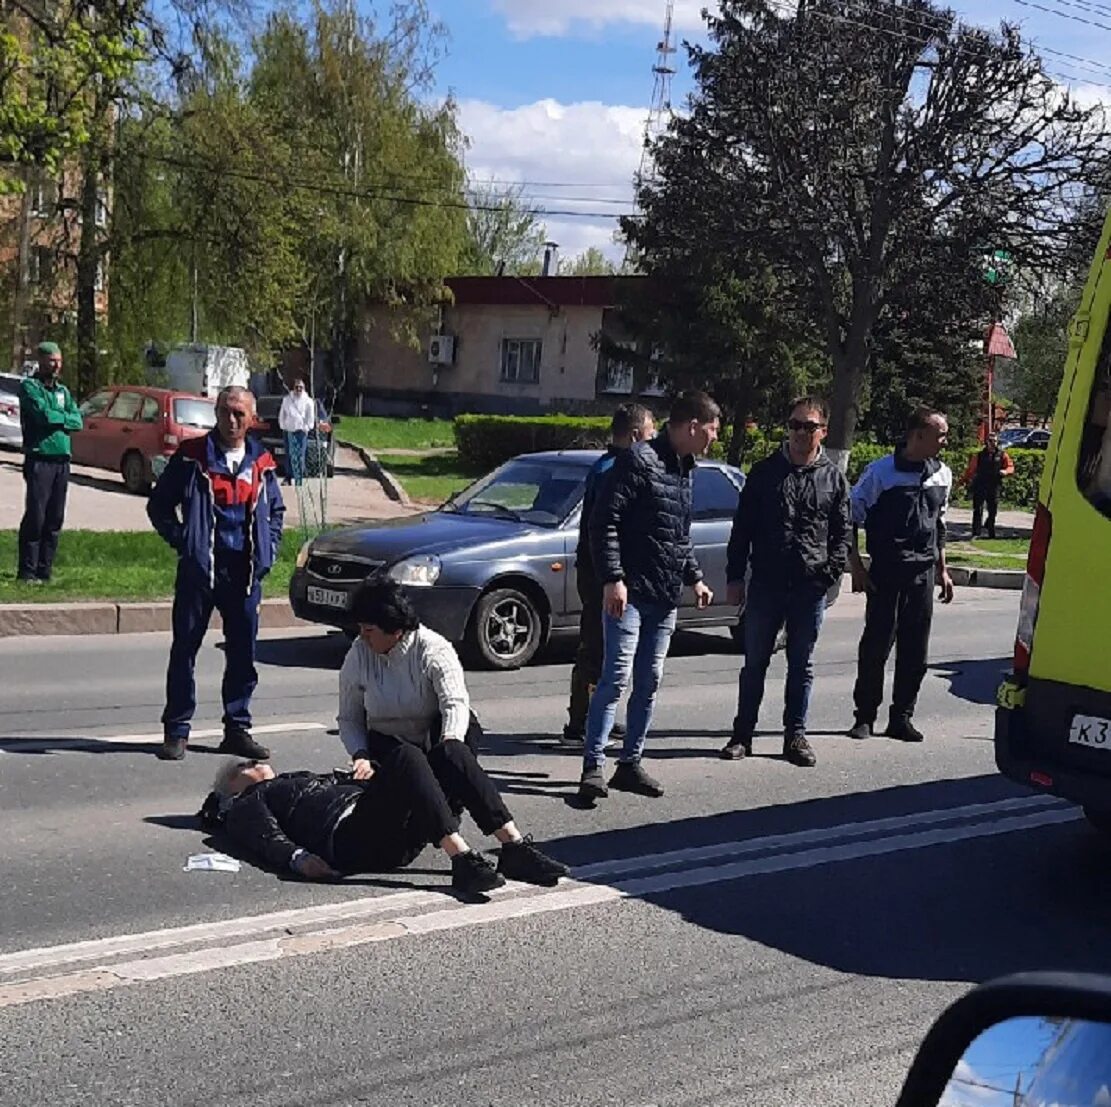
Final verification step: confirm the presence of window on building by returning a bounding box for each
[95,193,108,228]
[94,260,105,292]
[600,357,634,395]
[642,345,668,396]
[500,338,541,384]
[29,246,54,286]
[692,467,741,520]
[30,180,56,217]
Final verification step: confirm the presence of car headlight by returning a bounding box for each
[388,555,442,586]
[295,540,312,570]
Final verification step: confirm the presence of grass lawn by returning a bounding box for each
[337,416,455,451]
[946,537,1029,571]
[0,531,299,604]
[376,452,480,505]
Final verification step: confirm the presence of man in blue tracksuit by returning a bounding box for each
[148,387,285,762]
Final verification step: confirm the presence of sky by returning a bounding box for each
[419,0,1111,265]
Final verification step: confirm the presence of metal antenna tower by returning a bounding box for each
[625,1,677,264]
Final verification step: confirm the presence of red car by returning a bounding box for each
[73,386,216,494]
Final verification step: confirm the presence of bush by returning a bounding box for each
[453,414,612,471]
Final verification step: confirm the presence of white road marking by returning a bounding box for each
[0,795,1080,1008]
[0,721,327,750]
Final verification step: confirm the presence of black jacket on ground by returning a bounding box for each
[726,446,851,593]
[222,772,421,871]
[588,431,701,607]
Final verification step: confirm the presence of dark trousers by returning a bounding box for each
[971,484,999,539]
[852,566,935,724]
[733,580,827,742]
[18,456,69,581]
[331,739,513,873]
[566,579,604,737]
[162,558,261,741]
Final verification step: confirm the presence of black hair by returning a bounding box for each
[907,406,946,434]
[349,576,420,633]
[611,403,653,437]
[788,396,829,422]
[668,389,721,426]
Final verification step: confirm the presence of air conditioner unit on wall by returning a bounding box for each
[428,335,455,366]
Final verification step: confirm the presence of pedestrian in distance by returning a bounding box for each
[278,375,316,486]
[720,396,851,767]
[148,386,285,762]
[16,341,82,585]
[962,433,1014,540]
[559,403,656,748]
[579,390,720,802]
[847,407,955,744]
[332,577,568,894]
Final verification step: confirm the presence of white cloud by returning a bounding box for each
[489,0,710,38]
[458,97,647,262]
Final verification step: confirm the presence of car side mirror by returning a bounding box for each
[331,414,341,425]
[894,973,1111,1107]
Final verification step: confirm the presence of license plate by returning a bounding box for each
[307,585,349,609]
[1068,713,1111,750]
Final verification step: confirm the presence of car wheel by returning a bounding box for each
[1083,806,1111,836]
[122,451,150,495]
[464,586,543,670]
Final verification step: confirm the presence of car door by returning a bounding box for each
[680,465,742,623]
[101,390,145,472]
[72,388,117,468]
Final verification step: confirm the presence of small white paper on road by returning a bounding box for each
[184,853,241,873]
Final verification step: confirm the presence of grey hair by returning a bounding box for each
[212,758,253,797]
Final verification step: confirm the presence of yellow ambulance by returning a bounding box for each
[995,214,1111,833]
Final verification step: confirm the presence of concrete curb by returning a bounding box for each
[0,597,306,638]
[860,558,1024,591]
[338,439,411,507]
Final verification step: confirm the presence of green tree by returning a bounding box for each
[1010,286,1080,424]
[561,246,616,276]
[461,180,546,275]
[628,0,1107,464]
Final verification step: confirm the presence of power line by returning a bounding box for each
[1011,0,1111,35]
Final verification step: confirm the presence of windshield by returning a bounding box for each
[173,397,217,429]
[447,459,592,527]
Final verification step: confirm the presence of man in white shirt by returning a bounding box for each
[336,578,568,891]
[278,376,316,486]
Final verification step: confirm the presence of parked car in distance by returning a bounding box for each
[0,372,24,450]
[73,386,216,493]
[290,449,747,669]
[998,426,1052,449]
[252,394,338,478]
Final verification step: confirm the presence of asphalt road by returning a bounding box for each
[1,588,1108,1107]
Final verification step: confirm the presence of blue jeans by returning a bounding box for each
[732,580,826,742]
[584,596,677,770]
[284,430,308,484]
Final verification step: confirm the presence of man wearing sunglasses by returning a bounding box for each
[720,397,851,767]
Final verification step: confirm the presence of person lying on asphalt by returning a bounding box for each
[203,748,569,897]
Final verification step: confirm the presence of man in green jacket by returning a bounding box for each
[17,341,82,584]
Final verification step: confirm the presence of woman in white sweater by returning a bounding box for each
[277,377,316,486]
[337,578,568,889]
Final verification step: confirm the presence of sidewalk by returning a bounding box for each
[0,445,417,532]
[945,505,1033,538]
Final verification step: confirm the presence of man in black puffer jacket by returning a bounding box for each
[208,743,568,897]
[721,397,851,767]
[579,390,720,802]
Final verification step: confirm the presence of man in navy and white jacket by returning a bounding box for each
[148,387,285,762]
[847,407,955,744]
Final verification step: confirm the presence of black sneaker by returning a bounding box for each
[719,740,751,761]
[579,765,609,800]
[559,727,585,747]
[784,733,817,767]
[610,722,627,741]
[847,719,874,741]
[886,717,925,743]
[498,836,570,886]
[218,729,271,760]
[451,850,505,896]
[609,761,665,797]
[157,738,187,761]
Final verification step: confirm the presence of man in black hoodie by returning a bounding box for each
[721,397,851,767]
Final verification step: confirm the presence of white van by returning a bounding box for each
[163,344,249,398]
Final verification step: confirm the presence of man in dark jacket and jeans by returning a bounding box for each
[579,390,719,801]
[148,387,285,762]
[721,397,851,767]
[560,403,654,746]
